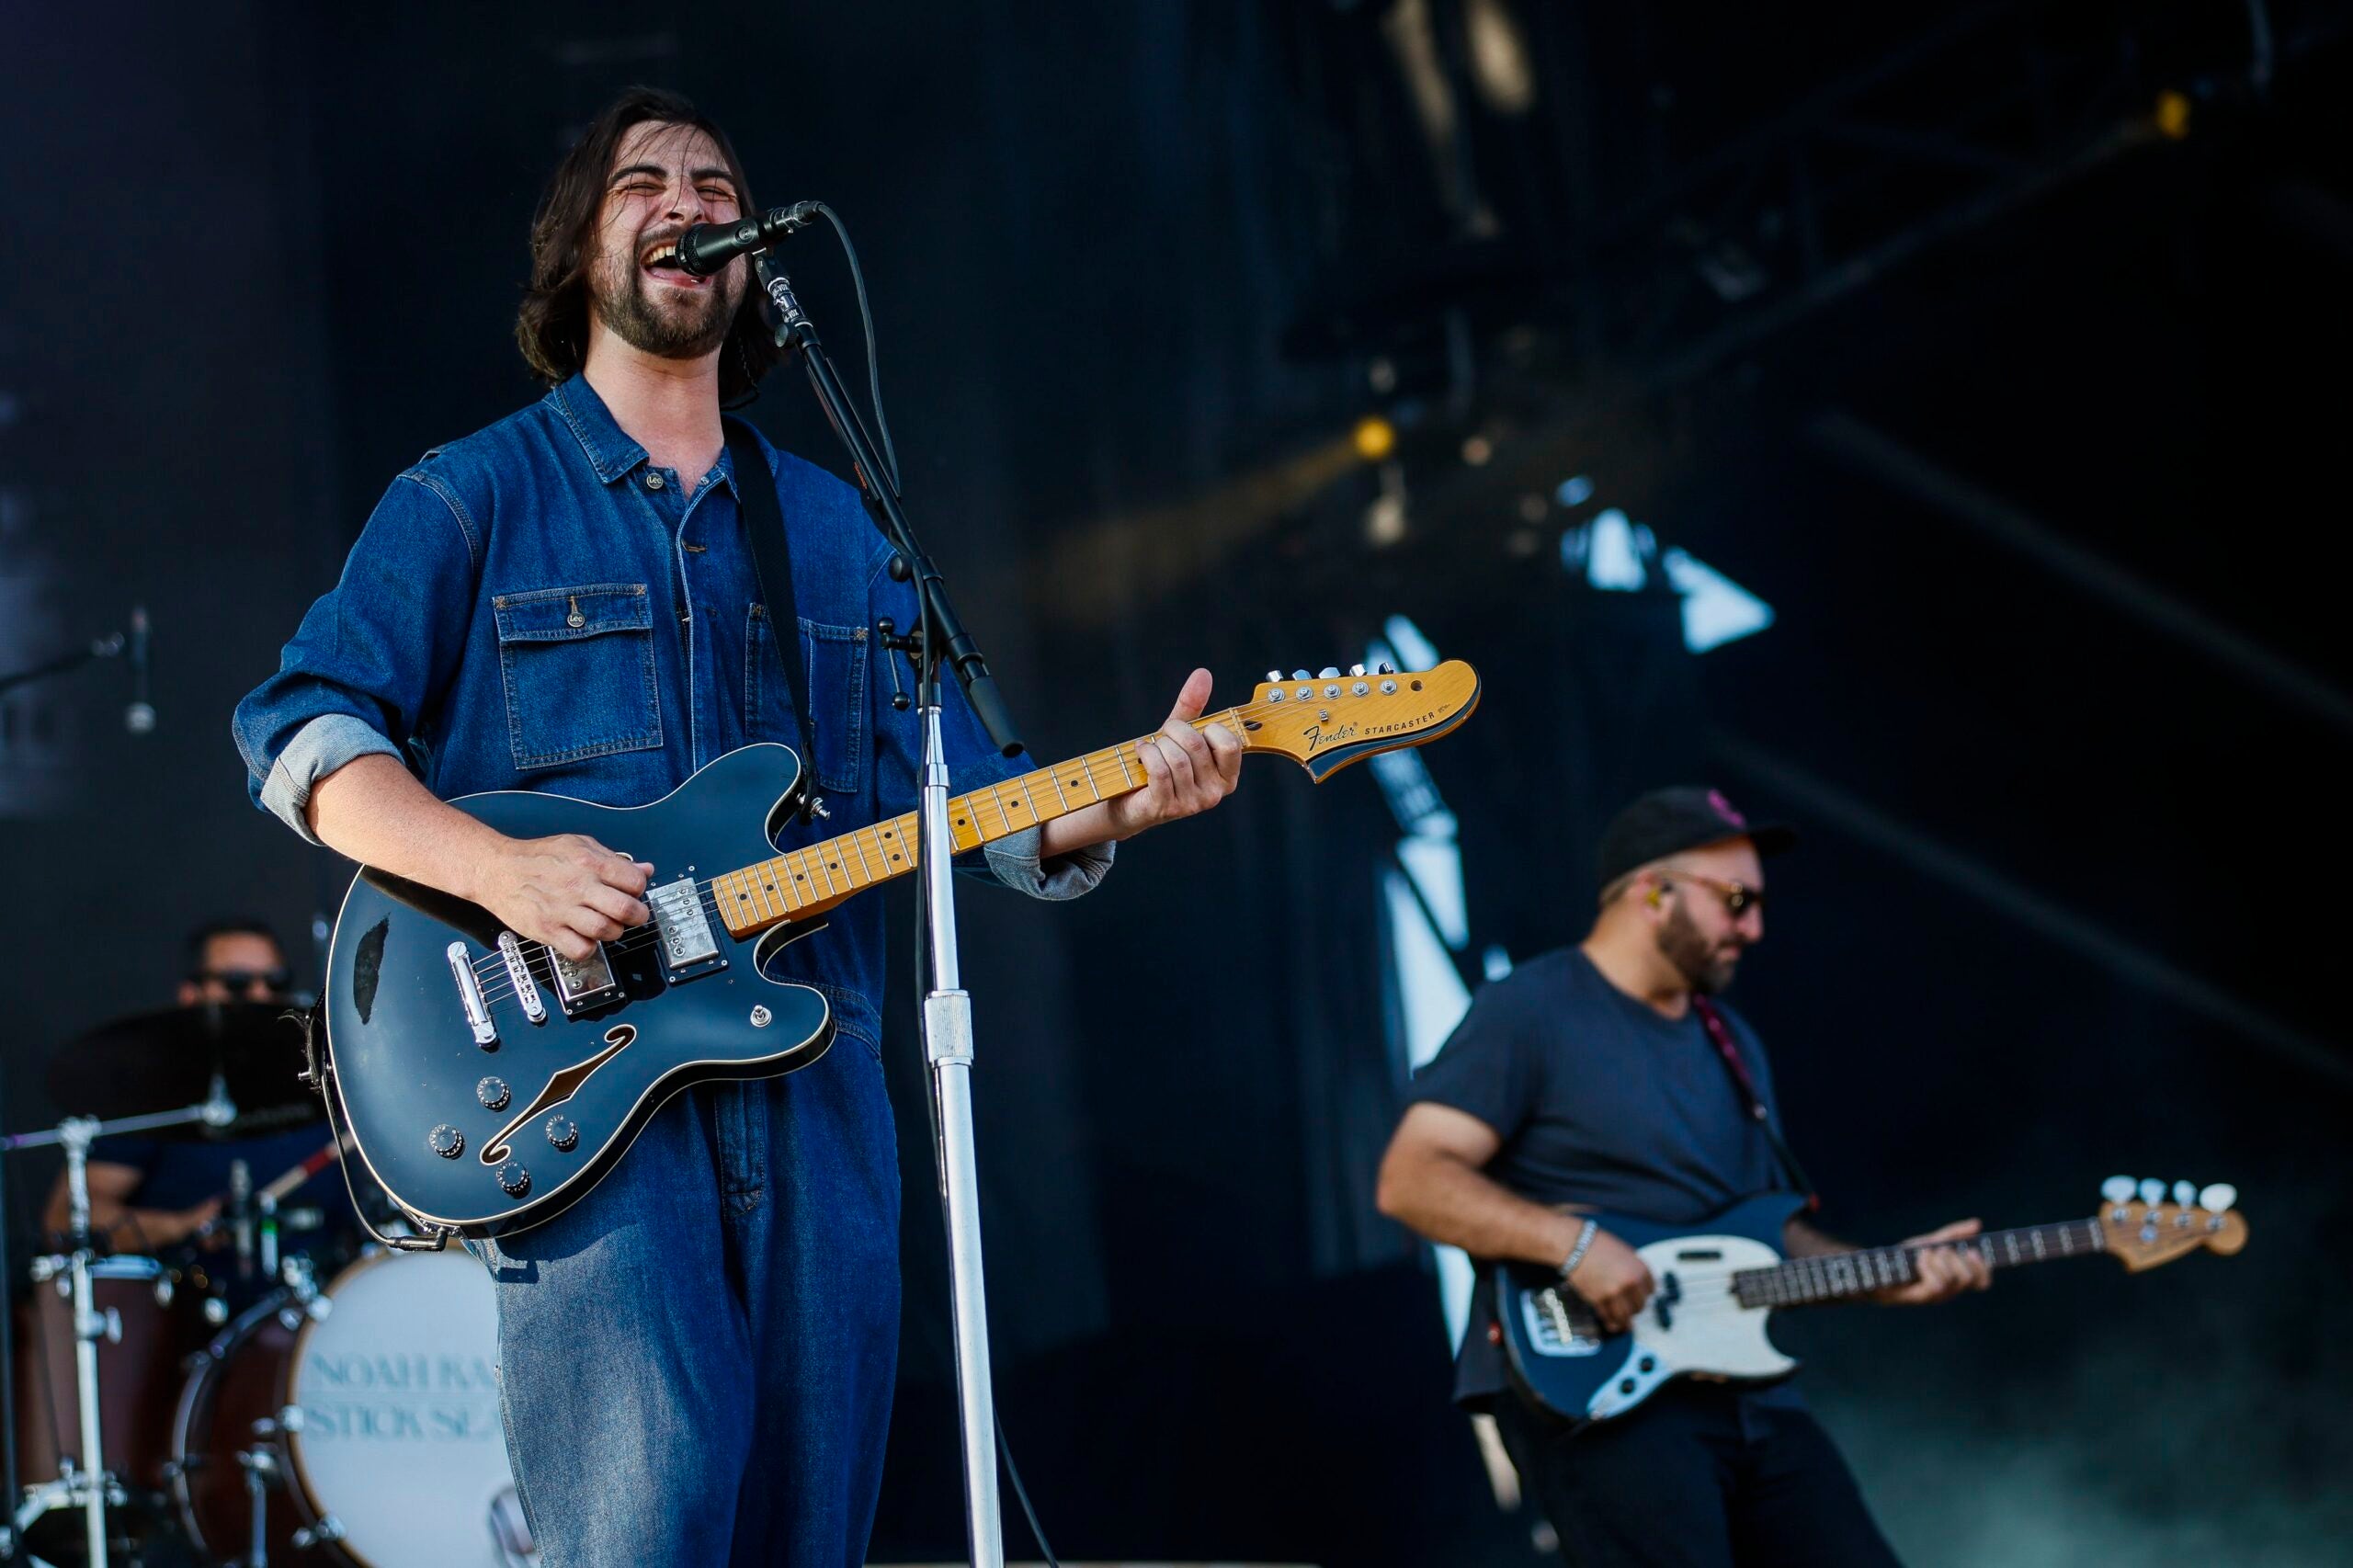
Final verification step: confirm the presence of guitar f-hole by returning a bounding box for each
[481,1025,636,1165]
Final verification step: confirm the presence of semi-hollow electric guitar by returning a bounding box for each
[1494,1178,2247,1429]
[323,661,1480,1239]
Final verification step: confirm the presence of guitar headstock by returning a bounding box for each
[2094,1176,2248,1273]
[1234,659,1482,782]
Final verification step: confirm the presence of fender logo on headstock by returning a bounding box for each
[1302,722,1357,755]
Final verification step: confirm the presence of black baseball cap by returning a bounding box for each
[1596,786,1795,889]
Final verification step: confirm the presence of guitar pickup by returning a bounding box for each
[547,943,620,1015]
[446,941,496,1047]
[1521,1286,1603,1358]
[648,877,722,976]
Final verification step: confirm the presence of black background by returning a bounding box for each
[6,4,2349,1562]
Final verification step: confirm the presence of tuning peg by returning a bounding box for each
[1317,666,1340,679]
[2172,1180,2197,1207]
[1377,662,1395,675]
[2101,1176,2135,1204]
[1264,670,1283,683]
[1348,663,1367,676]
[2198,1182,2236,1212]
[2138,1178,2166,1206]
[1291,670,1311,681]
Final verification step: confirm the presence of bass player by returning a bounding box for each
[1375,786,1987,1567]
[232,86,1240,1568]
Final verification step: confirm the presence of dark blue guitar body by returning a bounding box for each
[322,744,834,1239]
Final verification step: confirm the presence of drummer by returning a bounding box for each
[40,919,355,1263]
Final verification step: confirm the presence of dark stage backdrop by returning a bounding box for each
[6,5,2351,1565]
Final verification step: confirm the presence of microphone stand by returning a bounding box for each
[756,254,1016,1568]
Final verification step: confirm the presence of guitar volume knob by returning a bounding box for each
[426,1124,464,1160]
[545,1116,579,1153]
[495,1162,531,1198]
[476,1076,510,1111]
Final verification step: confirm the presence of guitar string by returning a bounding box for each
[1573,1228,2100,1312]
[465,686,1451,1006]
[467,746,1156,998]
[463,713,1235,987]
[459,679,1435,984]
[466,743,1154,1006]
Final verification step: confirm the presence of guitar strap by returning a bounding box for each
[1690,994,1819,1211]
[722,418,819,786]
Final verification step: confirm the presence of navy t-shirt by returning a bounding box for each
[91,1124,358,1256]
[1406,947,1802,1404]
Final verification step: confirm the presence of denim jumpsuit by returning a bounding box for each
[233,376,1108,1566]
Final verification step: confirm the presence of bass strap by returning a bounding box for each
[722,418,820,794]
[1690,994,1819,1211]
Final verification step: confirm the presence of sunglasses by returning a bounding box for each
[1658,871,1766,918]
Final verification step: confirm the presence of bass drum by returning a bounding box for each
[170,1248,523,1566]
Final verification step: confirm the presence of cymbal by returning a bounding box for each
[47,1003,323,1136]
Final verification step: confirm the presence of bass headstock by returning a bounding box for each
[1235,659,1481,782]
[2094,1176,2248,1273]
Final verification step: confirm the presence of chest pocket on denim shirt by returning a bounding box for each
[745,606,866,794]
[492,583,663,770]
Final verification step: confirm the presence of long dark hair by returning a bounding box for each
[515,86,780,403]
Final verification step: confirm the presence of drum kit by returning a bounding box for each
[2,1005,532,1568]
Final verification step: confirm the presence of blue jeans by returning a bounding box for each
[474,1037,900,1567]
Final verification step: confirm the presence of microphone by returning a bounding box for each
[125,604,154,734]
[676,202,822,278]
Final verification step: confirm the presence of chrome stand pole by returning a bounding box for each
[915,698,1004,1568]
[59,1120,108,1568]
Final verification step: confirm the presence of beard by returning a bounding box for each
[1657,901,1741,994]
[589,244,741,362]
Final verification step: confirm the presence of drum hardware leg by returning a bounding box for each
[59,1121,113,1568]
[235,1449,279,1568]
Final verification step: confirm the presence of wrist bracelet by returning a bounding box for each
[1560,1217,1600,1279]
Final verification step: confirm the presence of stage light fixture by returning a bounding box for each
[2155,89,2191,140]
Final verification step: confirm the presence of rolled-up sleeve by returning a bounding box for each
[982,824,1115,901]
[233,469,480,844]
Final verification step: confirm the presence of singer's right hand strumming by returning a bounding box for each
[472,835,655,962]
[307,753,652,960]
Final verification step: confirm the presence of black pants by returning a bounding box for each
[1491,1383,1903,1568]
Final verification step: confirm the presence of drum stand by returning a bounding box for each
[5,1095,233,1568]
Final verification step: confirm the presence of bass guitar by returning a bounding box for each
[1493,1178,2246,1429]
[322,661,1480,1239]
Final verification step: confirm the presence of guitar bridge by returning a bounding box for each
[497,932,548,1024]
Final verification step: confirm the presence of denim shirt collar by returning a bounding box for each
[548,373,743,497]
